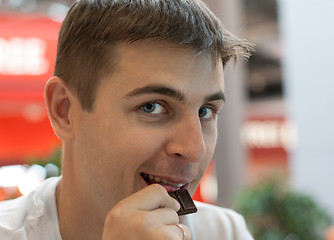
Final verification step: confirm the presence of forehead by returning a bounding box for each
[116,40,220,70]
[103,40,224,99]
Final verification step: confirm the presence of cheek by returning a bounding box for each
[189,128,217,187]
[74,119,164,202]
[93,121,164,171]
[204,126,218,156]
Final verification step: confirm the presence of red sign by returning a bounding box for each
[0,15,61,165]
[241,117,297,184]
[0,15,60,101]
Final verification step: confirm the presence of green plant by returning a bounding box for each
[234,179,333,240]
[28,147,62,178]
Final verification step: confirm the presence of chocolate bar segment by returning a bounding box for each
[168,189,197,216]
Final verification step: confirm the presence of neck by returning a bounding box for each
[56,151,106,240]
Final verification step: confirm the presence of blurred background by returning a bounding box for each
[0,0,333,239]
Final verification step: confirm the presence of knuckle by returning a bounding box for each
[105,201,128,225]
[150,183,167,195]
[105,207,121,225]
[112,202,126,216]
[166,207,179,221]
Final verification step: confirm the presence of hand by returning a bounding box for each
[102,184,191,239]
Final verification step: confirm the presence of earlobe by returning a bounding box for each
[45,77,73,140]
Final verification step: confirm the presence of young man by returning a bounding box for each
[0,0,253,239]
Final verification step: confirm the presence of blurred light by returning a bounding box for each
[18,164,46,195]
[0,165,26,187]
[47,3,69,23]
[0,38,49,76]
[0,164,46,195]
[200,174,218,204]
[20,0,36,13]
[22,103,46,122]
[9,0,24,8]
[240,120,298,151]
[45,163,60,178]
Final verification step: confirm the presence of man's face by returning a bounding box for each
[70,40,225,212]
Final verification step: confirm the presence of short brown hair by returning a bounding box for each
[54,0,253,111]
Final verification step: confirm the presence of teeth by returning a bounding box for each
[142,173,185,188]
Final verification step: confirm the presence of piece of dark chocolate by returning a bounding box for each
[168,189,197,216]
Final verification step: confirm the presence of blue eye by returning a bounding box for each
[199,107,214,119]
[141,103,164,114]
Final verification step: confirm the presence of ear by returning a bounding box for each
[45,77,74,141]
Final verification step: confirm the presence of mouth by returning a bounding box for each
[141,173,188,192]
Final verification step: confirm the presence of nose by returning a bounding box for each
[165,118,207,162]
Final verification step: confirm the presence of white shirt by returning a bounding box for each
[0,177,62,240]
[0,177,253,240]
[183,202,254,240]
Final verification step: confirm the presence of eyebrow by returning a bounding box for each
[126,84,225,103]
[204,91,226,103]
[126,84,185,102]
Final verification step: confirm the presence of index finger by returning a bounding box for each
[117,184,180,213]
